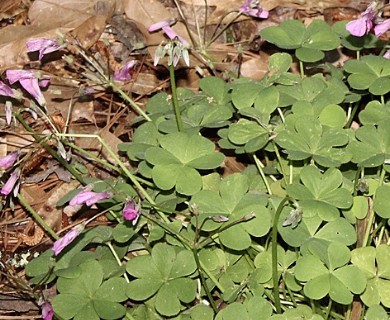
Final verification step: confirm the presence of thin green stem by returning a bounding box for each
[353,166,362,197]
[192,248,218,313]
[271,196,289,314]
[377,222,386,245]
[57,133,170,223]
[324,299,332,320]
[299,60,304,78]
[345,102,359,129]
[15,113,86,185]
[253,154,272,195]
[109,81,152,121]
[169,65,184,132]
[199,260,225,292]
[64,141,154,188]
[361,164,385,248]
[107,242,129,283]
[18,194,59,240]
[273,141,288,186]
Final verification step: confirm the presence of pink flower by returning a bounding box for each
[113,60,136,81]
[374,18,390,37]
[123,199,141,225]
[239,0,269,19]
[41,302,54,320]
[6,70,46,106]
[148,20,172,32]
[26,38,62,61]
[52,224,85,255]
[1,170,20,196]
[0,81,14,97]
[148,20,189,46]
[346,4,375,37]
[384,50,390,59]
[0,151,19,169]
[69,188,110,206]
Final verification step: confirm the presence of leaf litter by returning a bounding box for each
[0,0,371,317]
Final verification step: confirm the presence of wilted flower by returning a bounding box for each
[113,60,136,81]
[26,38,62,61]
[0,151,19,170]
[69,187,110,206]
[1,170,20,196]
[346,3,376,37]
[52,224,85,255]
[6,70,46,106]
[123,199,141,225]
[5,101,12,125]
[374,18,390,37]
[239,0,269,18]
[282,208,303,228]
[41,302,54,320]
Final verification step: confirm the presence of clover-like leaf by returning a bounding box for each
[295,243,366,305]
[276,115,350,167]
[278,77,346,110]
[226,119,269,153]
[351,245,390,308]
[359,101,390,125]
[278,204,356,250]
[145,132,224,195]
[348,120,390,168]
[118,122,160,161]
[215,296,272,320]
[190,173,271,250]
[53,260,127,320]
[126,243,197,317]
[286,166,353,212]
[268,305,324,320]
[260,20,340,62]
[344,55,390,95]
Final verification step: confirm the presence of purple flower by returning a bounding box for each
[26,38,62,61]
[384,50,390,59]
[123,199,141,225]
[69,188,110,206]
[0,151,19,170]
[113,60,136,81]
[148,20,172,32]
[0,81,14,97]
[6,70,46,106]
[148,20,189,46]
[1,170,19,196]
[52,224,85,255]
[239,0,269,19]
[41,302,54,320]
[346,4,375,37]
[374,18,390,37]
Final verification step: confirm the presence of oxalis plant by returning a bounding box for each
[1,3,390,320]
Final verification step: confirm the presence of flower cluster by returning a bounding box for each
[6,69,48,107]
[346,2,390,37]
[148,20,190,67]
